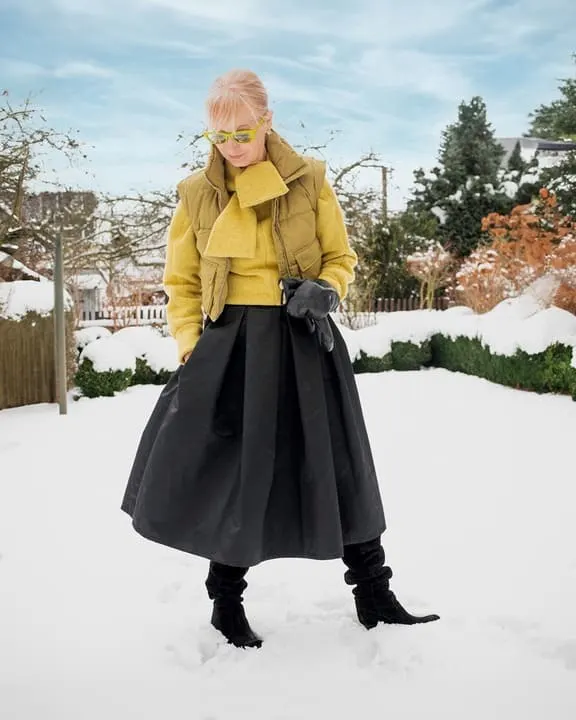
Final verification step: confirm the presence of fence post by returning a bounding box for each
[53,233,68,415]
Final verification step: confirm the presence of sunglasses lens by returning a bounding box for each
[234,132,252,143]
[206,131,227,144]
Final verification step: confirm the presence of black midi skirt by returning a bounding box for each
[121,305,386,567]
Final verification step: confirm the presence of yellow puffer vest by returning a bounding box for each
[177,130,326,320]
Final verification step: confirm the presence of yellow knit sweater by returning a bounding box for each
[164,159,357,362]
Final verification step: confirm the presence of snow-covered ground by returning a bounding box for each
[1,369,576,719]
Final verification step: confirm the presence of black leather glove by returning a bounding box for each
[281,278,339,352]
[282,278,340,319]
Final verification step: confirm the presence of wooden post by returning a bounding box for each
[54,233,67,415]
[381,166,388,220]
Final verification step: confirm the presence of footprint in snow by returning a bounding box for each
[490,616,576,671]
[546,641,576,671]
[157,580,183,604]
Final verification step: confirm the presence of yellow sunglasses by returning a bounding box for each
[203,116,265,145]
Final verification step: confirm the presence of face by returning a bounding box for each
[208,105,272,168]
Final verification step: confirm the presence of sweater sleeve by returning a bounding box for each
[163,200,203,364]
[315,178,357,300]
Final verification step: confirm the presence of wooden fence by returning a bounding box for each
[353,297,450,313]
[0,312,75,410]
[79,298,449,328]
[80,305,166,326]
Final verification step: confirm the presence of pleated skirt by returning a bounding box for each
[121,305,386,567]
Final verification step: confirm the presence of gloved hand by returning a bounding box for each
[281,277,340,352]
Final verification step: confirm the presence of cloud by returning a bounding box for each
[4,0,576,209]
[0,59,47,78]
[302,44,337,69]
[54,62,115,79]
[1,58,115,80]
[355,49,473,103]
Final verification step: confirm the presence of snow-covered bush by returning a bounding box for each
[456,190,576,313]
[109,326,178,386]
[341,292,576,399]
[132,337,179,385]
[76,338,137,398]
[74,326,112,356]
[109,326,162,356]
[354,341,432,373]
[431,336,576,398]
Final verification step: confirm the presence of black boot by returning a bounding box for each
[205,562,262,649]
[343,539,440,629]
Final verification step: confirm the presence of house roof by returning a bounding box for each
[71,272,108,291]
[0,252,47,282]
[497,136,576,165]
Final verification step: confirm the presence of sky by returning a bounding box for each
[1,0,575,210]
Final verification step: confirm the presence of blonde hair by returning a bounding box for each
[206,69,269,127]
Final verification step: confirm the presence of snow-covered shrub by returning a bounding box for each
[456,190,576,313]
[74,326,112,357]
[109,327,178,386]
[109,325,159,353]
[431,335,576,397]
[132,337,179,385]
[344,295,576,399]
[76,338,136,398]
[353,340,431,373]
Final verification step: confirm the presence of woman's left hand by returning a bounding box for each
[281,277,339,352]
[282,278,339,320]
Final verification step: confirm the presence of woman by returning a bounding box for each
[122,69,439,649]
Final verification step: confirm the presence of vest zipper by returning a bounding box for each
[272,198,291,279]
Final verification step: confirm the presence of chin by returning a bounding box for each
[227,156,248,167]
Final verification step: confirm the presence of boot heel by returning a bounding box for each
[355,599,379,629]
[211,602,262,649]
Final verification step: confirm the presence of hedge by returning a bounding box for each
[132,357,173,386]
[352,333,576,400]
[75,358,134,399]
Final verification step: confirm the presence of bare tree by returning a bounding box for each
[0,93,86,262]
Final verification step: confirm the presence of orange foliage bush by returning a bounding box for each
[456,189,576,313]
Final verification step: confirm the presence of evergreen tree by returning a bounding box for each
[357,211,433,301]
[507,141,526,173]
[527,55,576,140]
[408,97,513,257]
[525,55,576,218]
[540,151,576,219]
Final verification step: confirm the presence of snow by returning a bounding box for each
[72,272,107,291]
[1,370,575,719]
[109,325,163,358]
[0,280,73,320]
[75,326,178,375]
[430,206,447,224]
[338,289,576,362]
[107,326,179,373]
[501,179,519,198]
[0,251,47,282]
[74,326,112,350]
[79,337,137,373]
[144,336,179,373]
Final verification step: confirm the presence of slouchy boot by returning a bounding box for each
[205,562,262,649]
[343,539,440,629]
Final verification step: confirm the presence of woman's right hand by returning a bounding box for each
[182,351,192,364]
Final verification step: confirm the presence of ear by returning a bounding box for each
[264,109,273,132]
